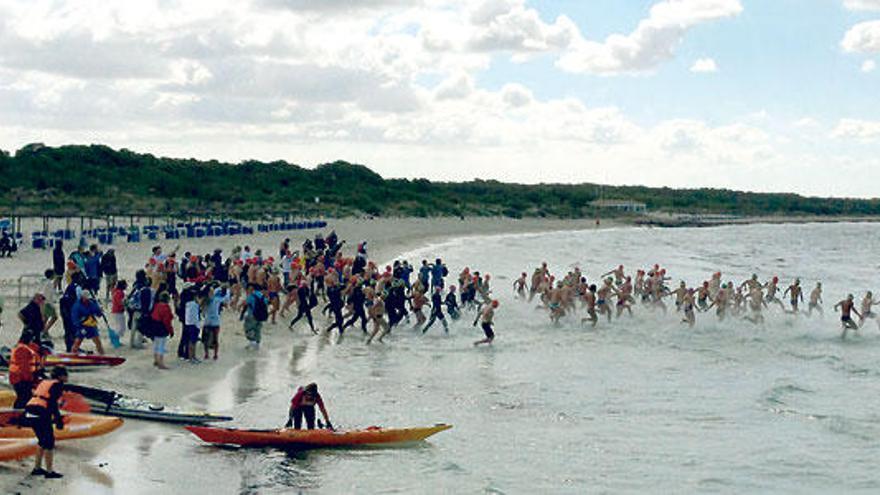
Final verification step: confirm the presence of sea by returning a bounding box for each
[51,223,880,494]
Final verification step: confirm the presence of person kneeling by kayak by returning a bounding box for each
[25,366,68,479]
[285,383,332,430]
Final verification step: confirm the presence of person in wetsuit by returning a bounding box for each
[342,282,368,334]
[422,287,449,333]
[288,282,316,334]
[322,280,346,334]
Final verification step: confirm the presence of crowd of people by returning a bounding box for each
[18,230,501,372]
[521,262,876,339]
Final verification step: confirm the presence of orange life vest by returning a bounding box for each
[25,379,58,409]
[8,344,36,385]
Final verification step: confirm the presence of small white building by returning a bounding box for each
[589,199,647,213]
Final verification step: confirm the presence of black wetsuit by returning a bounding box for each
[445,292,460,320]
[423,292,448,333]
[342,286,368,333]
[289,285,315,332]
[323,285,345,333]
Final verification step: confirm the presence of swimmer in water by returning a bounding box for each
[596,278,615,323]
[807,282,823,317]
[835,294,861,340]
[681,288,696,328]
[473,300,498,346]
[696,281,711,312]
[582,284,598,327]
[859,291,880,330]
[784,279,804,315]
[763,276,785,311]
[513,273,527,299]
[706,283,729,321]
[743,286,767,325]
[602,265,625,286]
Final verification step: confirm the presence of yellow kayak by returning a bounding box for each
[187,423,452,448]
[0,408,122,441]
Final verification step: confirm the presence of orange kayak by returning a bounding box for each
[0,439,39,461]
[186,423,452,448]
[0,409,123,441]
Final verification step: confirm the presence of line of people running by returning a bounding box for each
[520,262,876,339]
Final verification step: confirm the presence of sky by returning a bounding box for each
[1,0,879,197]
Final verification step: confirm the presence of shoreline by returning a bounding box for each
[0,216,613,493]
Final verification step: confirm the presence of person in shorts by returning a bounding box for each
[25,366,69,479]
[473,300,498,346]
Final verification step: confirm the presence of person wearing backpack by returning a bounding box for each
[240,284,268,349]
[126,270,152,349]
[59,269,85,352]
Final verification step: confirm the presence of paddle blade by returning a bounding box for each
[107,329,122,349]
[61,392,91,414]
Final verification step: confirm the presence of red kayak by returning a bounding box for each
[187,424,452,449]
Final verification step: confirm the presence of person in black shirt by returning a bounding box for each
[52,241,65,292]
[100,249,118,300]
[18,294,47,339]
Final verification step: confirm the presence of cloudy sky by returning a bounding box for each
[1,0,879,197]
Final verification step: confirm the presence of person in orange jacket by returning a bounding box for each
[25,366,69,479]
[9,331,39,408]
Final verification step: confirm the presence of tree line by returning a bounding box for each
[2,144,878,219]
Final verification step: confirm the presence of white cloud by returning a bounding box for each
[841,20,880,53]
[465,0,578,54]
[0,0,875,197]
[862,59,877,72]
[793,117,820,129]
[843,0,880,11]
[690,57,718,73]
[558,0,742,75]
[831,119,880,140]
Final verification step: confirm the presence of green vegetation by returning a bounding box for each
[2,143,879,218]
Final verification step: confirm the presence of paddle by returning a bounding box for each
[88,290,123,349]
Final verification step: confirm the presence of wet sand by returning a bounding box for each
[0,216,606,494]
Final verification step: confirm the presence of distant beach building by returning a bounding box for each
[589,199,647,213]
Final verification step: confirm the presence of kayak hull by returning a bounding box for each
[0,439,39,461]
[186,424,452,448]
[88,404,233,425]
[0,409,123,441]
[51,354,126,367]
[0,388,232,425]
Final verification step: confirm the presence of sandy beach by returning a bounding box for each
[0,216,608,493]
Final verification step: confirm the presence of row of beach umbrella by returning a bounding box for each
[27,220,328,249]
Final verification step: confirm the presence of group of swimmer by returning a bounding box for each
[28,231,502,371]
[516,263,878,339]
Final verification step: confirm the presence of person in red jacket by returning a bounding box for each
[9,331,38,408]
[150,293,175,370]
[285,383,332,430]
